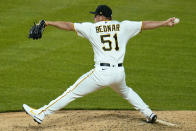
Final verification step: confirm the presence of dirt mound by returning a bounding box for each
[0,110,196,131]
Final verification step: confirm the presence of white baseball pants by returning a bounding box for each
[40,65,152,117]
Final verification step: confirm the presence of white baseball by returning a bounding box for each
[174,18,180,24]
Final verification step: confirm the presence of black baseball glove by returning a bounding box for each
[29,20,46,40]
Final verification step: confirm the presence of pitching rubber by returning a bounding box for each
[156,119,178,127]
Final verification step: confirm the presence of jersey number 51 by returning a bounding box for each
[100,34,119,51]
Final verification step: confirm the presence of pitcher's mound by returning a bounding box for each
[0,110,196,131]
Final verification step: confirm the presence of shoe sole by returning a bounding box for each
[23,106,42,124]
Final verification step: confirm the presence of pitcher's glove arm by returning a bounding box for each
[29,20,46,40]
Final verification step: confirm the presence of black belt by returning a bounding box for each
[100,63,123,67]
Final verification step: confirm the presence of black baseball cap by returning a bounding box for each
[90,5,112,18]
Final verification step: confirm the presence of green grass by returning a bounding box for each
[0,0,196,112]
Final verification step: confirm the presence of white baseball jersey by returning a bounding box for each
[74,20,142,64]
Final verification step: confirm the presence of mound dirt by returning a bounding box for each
[0,110,195,131]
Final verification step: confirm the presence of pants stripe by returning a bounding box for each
[39,69,95,114]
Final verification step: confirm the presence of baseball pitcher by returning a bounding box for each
[23,5,179,124]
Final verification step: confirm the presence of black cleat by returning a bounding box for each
[146,113,157,123]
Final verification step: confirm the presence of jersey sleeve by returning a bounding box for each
[121,20,142,39]
[74,22,93,39]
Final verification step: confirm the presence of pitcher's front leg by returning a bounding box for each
[40,69,100,115]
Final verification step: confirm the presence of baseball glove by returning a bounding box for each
[29,20,46,40]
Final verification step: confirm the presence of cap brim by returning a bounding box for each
[89,11,97,14]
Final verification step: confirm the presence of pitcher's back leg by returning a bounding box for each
[111,82,153,118]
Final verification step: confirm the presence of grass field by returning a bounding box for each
[0,0,196,112]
